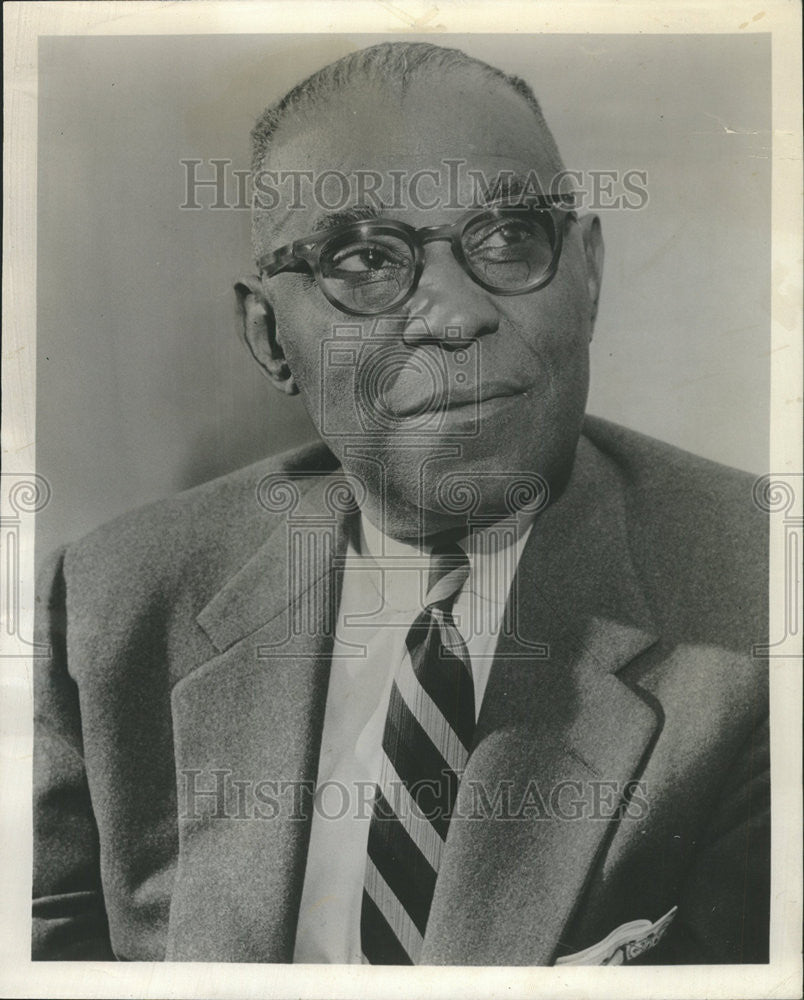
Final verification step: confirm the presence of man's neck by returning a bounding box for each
[357,506,538,561]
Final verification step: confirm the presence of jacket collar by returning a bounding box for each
[196,435,654,659]
[196,468,355,653]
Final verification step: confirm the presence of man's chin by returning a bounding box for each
[325,422,581,542]
[363,456,561,543]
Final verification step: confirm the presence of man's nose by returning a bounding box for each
[401,242,500,346]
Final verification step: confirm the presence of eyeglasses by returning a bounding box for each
[257,199,576,317]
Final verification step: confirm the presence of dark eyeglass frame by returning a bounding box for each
[257,196,577,317]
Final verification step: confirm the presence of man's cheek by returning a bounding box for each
[296,351,364,440]
[275,311,325,388]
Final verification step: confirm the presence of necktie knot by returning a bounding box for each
[425,542,470,612]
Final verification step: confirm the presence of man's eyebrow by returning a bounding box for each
[311,203,386,233]
[305,178,553,235]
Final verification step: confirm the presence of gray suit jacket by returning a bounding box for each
[33,416,769,964]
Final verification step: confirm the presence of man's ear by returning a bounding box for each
[234,275,298,395]
[577,214,604,334]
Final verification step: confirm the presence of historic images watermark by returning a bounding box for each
[317,319,484,440]
[179,159,650,212]
[253,466,549,657]
[752,473,803,657]
[178,768,650,824]
[0,474,52,658]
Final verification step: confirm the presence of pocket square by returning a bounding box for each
[555,906,678,966]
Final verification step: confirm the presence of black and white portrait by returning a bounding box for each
[3,5,801,999]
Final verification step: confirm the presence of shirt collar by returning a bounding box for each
[354,510,536,608]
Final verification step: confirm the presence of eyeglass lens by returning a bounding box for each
[321,233,416,314]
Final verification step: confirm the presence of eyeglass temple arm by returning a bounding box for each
[258,245,305,277]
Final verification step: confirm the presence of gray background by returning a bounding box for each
[36,33,771,562]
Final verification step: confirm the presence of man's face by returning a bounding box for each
[249,72,603,540]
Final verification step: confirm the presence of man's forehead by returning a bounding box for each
[255,74,562,241]
[267,73,553,171]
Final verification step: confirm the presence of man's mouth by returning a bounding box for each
[383,381,528,418]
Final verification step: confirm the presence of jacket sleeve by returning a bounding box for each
[636,710,771,965]
[32,547,116,960]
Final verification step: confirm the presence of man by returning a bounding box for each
[33,42,769,965]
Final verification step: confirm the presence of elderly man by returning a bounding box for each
[33,42,768,966]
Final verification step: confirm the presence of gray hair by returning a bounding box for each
[250,41,564,175]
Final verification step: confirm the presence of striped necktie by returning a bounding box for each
[361,542,474,964]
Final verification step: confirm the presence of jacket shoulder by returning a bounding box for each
[62,440,337,606]
[582,415,767,652]
[582,414,758,495]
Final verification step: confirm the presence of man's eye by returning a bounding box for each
[469,220,535,251]
[329,243,405,274]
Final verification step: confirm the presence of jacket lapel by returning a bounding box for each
[166,472,353,962]
[421,438,661,965]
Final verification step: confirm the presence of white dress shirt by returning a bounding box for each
[292,513,534,963]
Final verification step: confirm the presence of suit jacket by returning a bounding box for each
[32,416,770,964]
